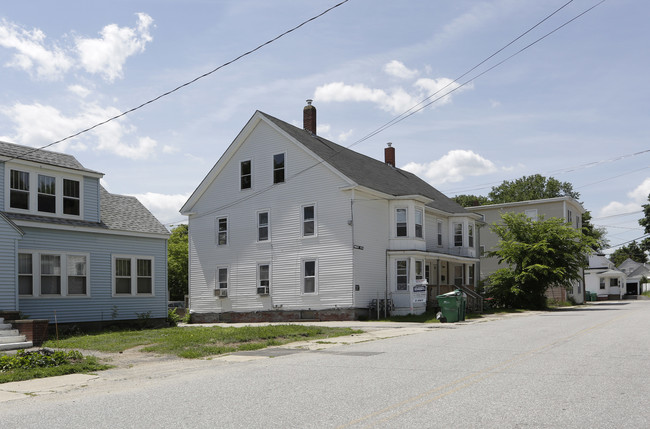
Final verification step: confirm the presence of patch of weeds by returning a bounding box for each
[0,349,111,384]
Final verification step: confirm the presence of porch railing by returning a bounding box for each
[456,284,484,313]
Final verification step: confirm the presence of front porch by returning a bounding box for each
[387,250,482,316]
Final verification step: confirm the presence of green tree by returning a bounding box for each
[488,174,579,204]
[168,224,188,301]
[609,240,647,266]
[581,211,608,252]
[485,212,594,309]
[453,194,490,207]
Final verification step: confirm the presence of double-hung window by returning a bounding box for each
[454,265,464,286]
[216,217,228,245]
[468,224,474,248]
[599,278,606,289]
[303,260,317,294]
[18,253,33,295]
[10,170,30,210]
[415,208,423,238]
[437,220,443,246]
[396,208,407,237]
[8,168,81,217]
[415,260,424,282]
[567,210,573,224]
[610,278,619,287]
[302,205,316,237]
[453,223,463,247]
[258,211,270,242]
[63,179,80,215]
[38,175,56,213]
[217,267,228,290]
[258,264,270,295]
[273,153,285,184]
[114,256,154,296]
[396,260,408,291]
[240,160,252,190]
[19,252,88,297]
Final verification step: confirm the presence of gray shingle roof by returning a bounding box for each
[100,187,169,235]
[260,111,469,215]
[0,140,102,175]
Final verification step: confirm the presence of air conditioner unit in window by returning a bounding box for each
[214,289,228,298]
[257,287,269,295]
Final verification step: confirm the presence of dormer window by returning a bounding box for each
[10,170,30,209]
[8,168,81,217]
[38,175,56,213]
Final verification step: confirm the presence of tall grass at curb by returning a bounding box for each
[45,325,362,359]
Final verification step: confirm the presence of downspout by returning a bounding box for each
[350,190,355,308]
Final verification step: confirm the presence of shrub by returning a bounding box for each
[0,349,83,372]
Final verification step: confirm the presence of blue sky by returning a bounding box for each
[1,0,648,253]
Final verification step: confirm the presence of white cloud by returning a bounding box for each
[337,129,354,142]
[384,60,419,79]
[130,192,190,225]
[401,149,498,185]
[2,101,157,159]
[597,177,650,218]
[314,62,471,115]
[627,177,650,203]
[0,19,72,80]
[68,84,91,98]
[76,13,154,82]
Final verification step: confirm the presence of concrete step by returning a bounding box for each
[0,329,20,337]
[0,335,28,344]
[0,341,33,351]
[0,323,13,330]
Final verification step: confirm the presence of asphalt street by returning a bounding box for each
[1,300,649,428]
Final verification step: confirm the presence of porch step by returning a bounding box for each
[0,341,33,351]
[0,319,33,352]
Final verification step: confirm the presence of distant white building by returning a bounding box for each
[585,254,625,300]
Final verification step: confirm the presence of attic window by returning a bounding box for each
[240,160,251,190]
[273,153,285,184]
[10,170,29,210]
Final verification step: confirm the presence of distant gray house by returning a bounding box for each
[181,103,482,322]
[0,141,169,326]
[617,258,650,296]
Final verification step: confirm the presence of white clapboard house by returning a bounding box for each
[181,102,481,322]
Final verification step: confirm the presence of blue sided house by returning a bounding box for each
[0,141,169,327]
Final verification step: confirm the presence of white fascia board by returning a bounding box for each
[180,112,264,214]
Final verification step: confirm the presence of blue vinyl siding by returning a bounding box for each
[0,217,22,311]
[17,227,167,323]
[83,176,101,222]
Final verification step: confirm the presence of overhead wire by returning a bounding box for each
[187,0,608,221]
[4,0,350,163]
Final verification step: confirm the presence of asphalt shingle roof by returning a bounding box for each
[260,111,469,215]
[0,140,103,175]
[100,187,169,235]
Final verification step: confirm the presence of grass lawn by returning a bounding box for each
[44,324,363,359]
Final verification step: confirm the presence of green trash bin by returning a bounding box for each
[437,290,466,323]
[591,292,598,301]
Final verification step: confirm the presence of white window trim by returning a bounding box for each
[415,208,424,239]
[216,266,229,290]
[437,220,443,247]
[18,251,91,298]
[453,222,463,247]
[240,159,252,190]
[5,166,84,219]
[301,203,317,238]
[112,255,155,297]
[215,216,229,246]
[301,259,318,295]
[396,259,409,291]
[468,223,474,248]
[395,207,408,238]
[257,263,271,295]
[257,209,271,243]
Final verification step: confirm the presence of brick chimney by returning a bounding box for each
[303,99,317,134]
[384,142,395,167]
